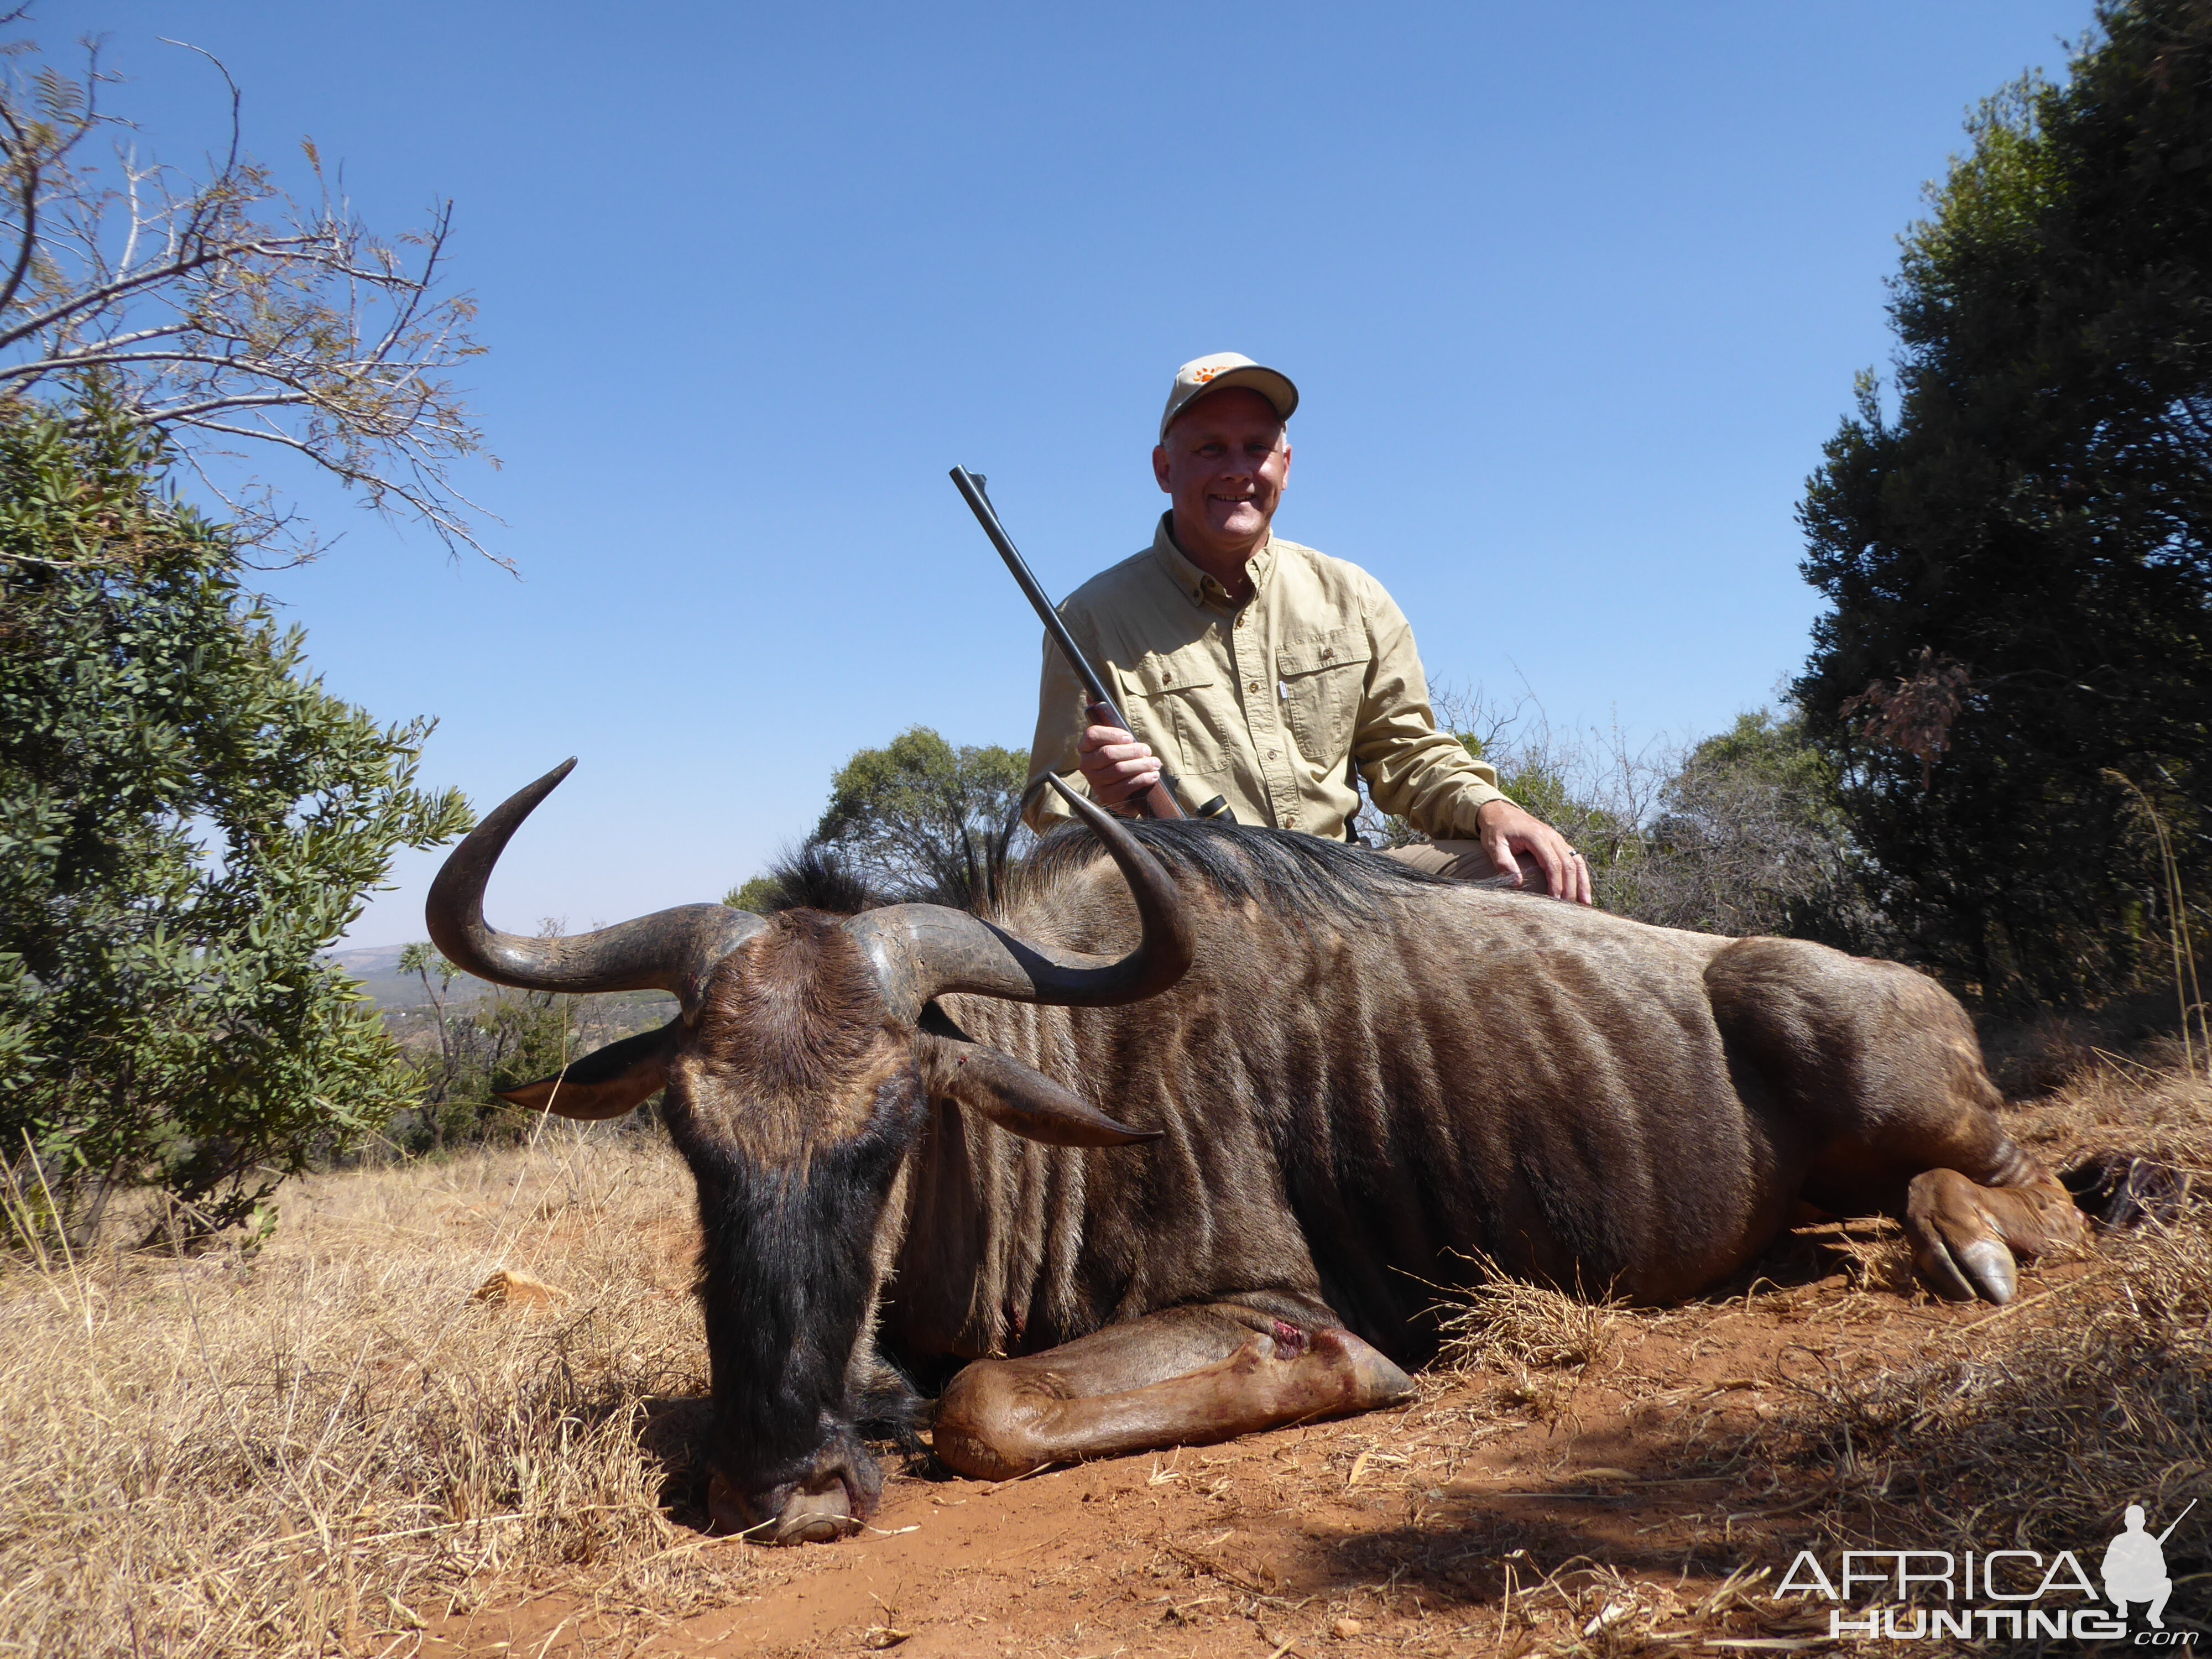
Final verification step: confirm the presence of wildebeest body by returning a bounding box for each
[432,766,2080,1544]
[891,849,1891,1370]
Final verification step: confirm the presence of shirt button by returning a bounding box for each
[1267,749,1278,760]
[1235,614,1246,628]
[1248,681,1261,693]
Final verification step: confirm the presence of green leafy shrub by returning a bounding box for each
[0,404,469,1234]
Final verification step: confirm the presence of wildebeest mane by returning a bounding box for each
[747,843,883,916]
[1025,817,1454,924]
[749,815,1466,931]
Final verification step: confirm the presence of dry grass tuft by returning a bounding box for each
[1436,1253,1623,1374]
[0,1128,753,1659]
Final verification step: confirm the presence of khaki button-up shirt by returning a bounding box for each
[1025,517,1506,838]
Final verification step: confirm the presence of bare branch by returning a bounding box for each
[0,23,495,561]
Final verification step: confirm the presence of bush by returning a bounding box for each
[0,405,468,1234]
[1376,688,1863,940]
[384,945,673,1154]
[1627,711,1875,942]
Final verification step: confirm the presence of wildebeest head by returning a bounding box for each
[425,762,1191,1544]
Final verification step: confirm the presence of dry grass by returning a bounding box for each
[1436,1255,1623,1376]
[0,1126,756,1659]
[1736,1052,2212,1582]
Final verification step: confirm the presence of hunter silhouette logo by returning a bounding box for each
[2106,1500,2194,1630]
[1775,1501,2201,1642]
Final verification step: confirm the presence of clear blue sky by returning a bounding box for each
[48,1,2092,948]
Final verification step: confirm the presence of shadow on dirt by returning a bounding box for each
[634,1395,716,1528]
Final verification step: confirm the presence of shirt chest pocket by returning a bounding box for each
[1117,648,1229,773]
[1275,627,1370,766]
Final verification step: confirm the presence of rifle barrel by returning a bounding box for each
[953,465,1207,823]
[949,466,1124,722]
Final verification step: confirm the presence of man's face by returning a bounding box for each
[1152,387,1291,560]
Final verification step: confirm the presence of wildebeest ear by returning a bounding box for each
[497,1020,675,1121]
[915,1031,1162,1148]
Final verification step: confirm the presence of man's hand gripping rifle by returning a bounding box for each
[951,466,1230,823]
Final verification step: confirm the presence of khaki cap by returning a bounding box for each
[1158,352,1299,441]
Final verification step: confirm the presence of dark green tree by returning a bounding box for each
[0,405,468,1232]
[735,726,1029,909]
[816,726,1029,905]
[1795,0,2212,1004]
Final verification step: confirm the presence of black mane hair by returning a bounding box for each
[750,842,880,916]
[1024,817,1465,924]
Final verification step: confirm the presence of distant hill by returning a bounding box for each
[326,943,441,1010]
[325,945,676,1035]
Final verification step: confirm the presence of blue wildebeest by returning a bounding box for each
[427,762,2083,1544]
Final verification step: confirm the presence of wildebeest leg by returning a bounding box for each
[1711,939,2086,1306]
[931,1303,1413,1481]
[1804,1085,2084,1305]
[1805,1046,2088,1304]
[1803,1031,2085,1303]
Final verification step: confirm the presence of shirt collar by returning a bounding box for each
[1150,514,1275,611]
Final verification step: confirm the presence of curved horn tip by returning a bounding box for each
[1046,775,1115,828]
[498,757,581,818]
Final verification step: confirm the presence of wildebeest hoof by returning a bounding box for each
[1954,1238,2016,1305]
[1912,1239,1979,1302]
[1313,1327,1416,1407]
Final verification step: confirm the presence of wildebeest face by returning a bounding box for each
[426,763,1191,1545]
[666,912,926,1542]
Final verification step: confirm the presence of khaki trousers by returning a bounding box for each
[1381,838,1550,892]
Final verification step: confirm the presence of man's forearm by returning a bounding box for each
[1359,727,1507,838]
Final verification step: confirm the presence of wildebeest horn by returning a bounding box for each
[426,760,764,1009]
[845,777,1194,1021]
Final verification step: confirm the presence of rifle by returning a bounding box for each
[950,466,1230,823]
[2157,1500,2197,1545]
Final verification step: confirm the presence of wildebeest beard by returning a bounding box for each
[671,1068,925,1542]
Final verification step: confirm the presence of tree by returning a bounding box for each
[385,943,666,1154]
[1408,688,1858,937]
[1795,0,2212,1005]
[789,726,1030,907]
[0,22,491,560]
[0,403,469,1233]
[1628,711,1868,941]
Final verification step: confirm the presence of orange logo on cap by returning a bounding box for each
[1192,365,1221,383]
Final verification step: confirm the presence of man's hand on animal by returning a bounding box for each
[1478,797,1594,905]
[1022,351,1593,902]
